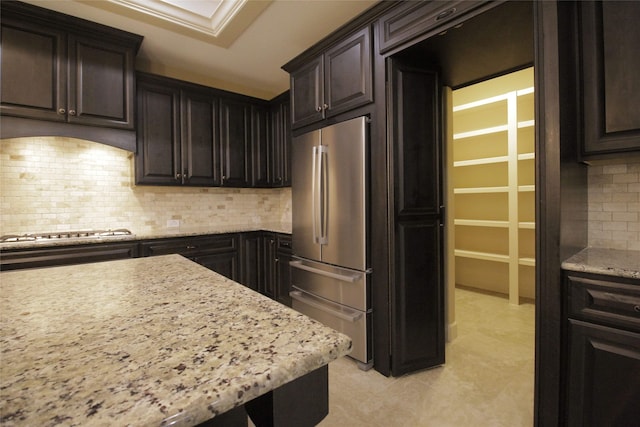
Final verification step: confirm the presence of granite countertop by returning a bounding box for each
[0,255,351,426]
[562,247,640,280]
[0,222,292,250]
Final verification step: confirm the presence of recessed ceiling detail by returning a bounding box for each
[111,0,246,37]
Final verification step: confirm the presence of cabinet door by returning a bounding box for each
[290,56,324,129]
[220,99,251,187]
[68,35,136,129]
[324,27,373,118]
[262,233,277,298]
[581,1,640,155]
[182,91,220,186]
[194,252,239,281]
[0,19,66,122]
[388,58,445,376]
[240,232,263,292]
[566,319,640,426]
[269,97,291,187]
[251,104,271,187]
[276,235,293,306]
[135,81,181,185]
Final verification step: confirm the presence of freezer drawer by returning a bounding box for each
[290,256,369,312]
[291,287,371,364]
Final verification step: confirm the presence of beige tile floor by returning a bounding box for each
[318,287,536,427]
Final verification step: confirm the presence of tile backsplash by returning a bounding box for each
[588,155,640,251]
[0,137,291,236]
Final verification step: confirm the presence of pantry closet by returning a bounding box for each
[449,68,536,304]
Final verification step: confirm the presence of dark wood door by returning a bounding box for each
[68,35,136,129]
[388,58,445,376]
[194,251,239,281]
[240,232,263,292]
[135,80,181,185]
[324,27,373,119]
[270,95,291,187]
[566,319,640,426]
[251,104,271,187]
[262,233,277,298]
[290,56,324,129]
[580,0,640,155]
[181,91,220,186]
[0,19,66,123]
[275,235,293,307]
[220,98,251,187]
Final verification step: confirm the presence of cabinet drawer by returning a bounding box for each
[276,234,292,252]
[378,0,488,54]
[567,275,640,332]
[141,234,238,257]
[0,242,139,271]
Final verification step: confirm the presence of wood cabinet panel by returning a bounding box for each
[580,0,640,155]
[289,27,372,129]
[0,21,65,122]
[135,80,181,185]
[182,91,220,186]
[378,0,487,54]
[270,93,292,187]
[251,105,271,187]
[220,99,251,187]
[0,243,139,271]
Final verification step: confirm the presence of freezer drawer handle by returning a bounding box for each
[289,260,358,283]
[290,290,362,322]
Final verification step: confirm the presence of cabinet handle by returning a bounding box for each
[68,110,76,116]
[186,245,197,249]
[635,305,640,313]
[322,103,329,110]
[436,7,457,21]
[58,108,66,115]
[316,106,322,112]
[175,173,182,180]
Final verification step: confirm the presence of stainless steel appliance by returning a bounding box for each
[290,116,372,369]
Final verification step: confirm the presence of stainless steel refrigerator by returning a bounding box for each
[290,116,372,369]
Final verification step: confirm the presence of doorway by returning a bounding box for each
[386,0,535,399]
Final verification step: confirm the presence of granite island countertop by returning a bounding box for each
[0,255,351,426]
[562,247,640,280]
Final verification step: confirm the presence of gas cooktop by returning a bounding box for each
[0,229,134,243]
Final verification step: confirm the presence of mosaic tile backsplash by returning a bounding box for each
[588,155,640,251]
[0,137,291,236]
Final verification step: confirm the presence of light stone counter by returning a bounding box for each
[562,247,640,280]
[0,223,292,251]
[0,255,351,426]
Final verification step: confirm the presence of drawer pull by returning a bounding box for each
[436,7,457,21]
[186,245,197,249]
[635,305,640,313]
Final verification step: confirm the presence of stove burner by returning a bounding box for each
[0,229,133,243]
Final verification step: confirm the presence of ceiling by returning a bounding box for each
[21,0,378,100]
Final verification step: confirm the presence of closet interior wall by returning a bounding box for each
[450,67,535,304]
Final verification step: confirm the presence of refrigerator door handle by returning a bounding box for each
[290,289,363,322]
[318,145,328,245]
[289,260,359,283]
[312,145,320,244]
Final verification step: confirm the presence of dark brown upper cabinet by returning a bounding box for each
[270,93,292,187]
[251,104,271,187]
[289,27,372,129]
[136,74,220,187]
[580,0,640,156]
[220,98,252,187]
[377,1,489,54]
[0,3,140,131]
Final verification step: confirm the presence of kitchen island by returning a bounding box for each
[0,255,351,426]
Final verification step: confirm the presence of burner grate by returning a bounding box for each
[0,229,133,243]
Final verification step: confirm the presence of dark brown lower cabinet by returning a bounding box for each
[0,242,139,271]
[140,234,239,281]
[275,235,293,306]
[564,272,640,426]
[240,232,263,292]
[241,232,292,306]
